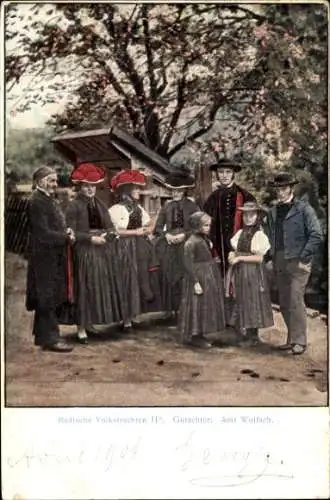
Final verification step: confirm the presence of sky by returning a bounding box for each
[6,3,69,129]
[6,2,127,129]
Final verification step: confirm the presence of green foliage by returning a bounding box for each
[6,127,70,179]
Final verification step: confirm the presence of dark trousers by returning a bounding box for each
[274,252,311,346]
[33,307,60,347]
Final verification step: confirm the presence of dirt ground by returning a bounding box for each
[4,252,328,407]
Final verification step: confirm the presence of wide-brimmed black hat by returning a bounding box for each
[164,172,195,190]
[209,158,242,172]
[238,201,267,214]
[269,172,299,188]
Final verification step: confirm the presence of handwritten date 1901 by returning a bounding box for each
[6,437,142,473]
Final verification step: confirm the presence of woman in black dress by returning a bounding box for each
[65,162,121,344]
[153,172,200,316]
[109,169,159,330]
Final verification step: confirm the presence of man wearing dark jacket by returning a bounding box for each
[265,173,323,355]
[25,166,75,352]
[203,159,255,277]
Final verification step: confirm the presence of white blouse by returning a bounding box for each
[230,229,270,256]
[109,203,150,231]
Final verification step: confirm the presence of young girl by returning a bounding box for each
[153,171,200,316]
[65,162,121,344]
[179,211,226,348]
[226,201,274,346]
[109,169,160,330]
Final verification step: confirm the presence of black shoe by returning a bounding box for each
[131,320,144,329]
[42,341,73,352]
[239,337,260,348]
[77,336,88,345]
[186,335,212,349]
[278,343,293,351]
[85,326,99,335]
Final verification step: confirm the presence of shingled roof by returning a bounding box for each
[52,125,171,180]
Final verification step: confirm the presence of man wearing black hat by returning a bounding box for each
[25,166,75,352]
[265,172,323,355]
[203,159,255,277]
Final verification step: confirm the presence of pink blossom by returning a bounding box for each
[211,141,220,152]
[310,74,320,84]
[283,33,291,41]
[254,26,267,39]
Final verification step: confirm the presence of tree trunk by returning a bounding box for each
[194,161,212,207]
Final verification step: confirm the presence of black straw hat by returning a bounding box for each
[269,172,299,188]
[238,201,267,214]
[164,172,195,190]
[209,158,242,172]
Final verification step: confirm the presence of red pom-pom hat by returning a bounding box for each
[71,162,105,184]
[110,169,146,191]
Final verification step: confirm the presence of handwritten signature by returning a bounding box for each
[174,431,294,488]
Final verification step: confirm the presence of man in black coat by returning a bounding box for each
[25,166,75,352]
[204,159,255,277]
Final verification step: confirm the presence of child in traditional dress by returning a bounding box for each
[226,201,274,346]
[65,163,121,344]
[179,211,226,348]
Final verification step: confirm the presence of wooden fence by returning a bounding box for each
[5,193,30,256]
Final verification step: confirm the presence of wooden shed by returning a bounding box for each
[52,125,173,216]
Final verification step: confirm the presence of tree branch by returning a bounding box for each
[141,4,157,101]
[91,54,140,128]
[156,49,168,94]
[167,93,228,157]
[161,62,189,152]
[234,5,268,22]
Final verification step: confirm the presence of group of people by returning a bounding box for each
[25,159,323,357]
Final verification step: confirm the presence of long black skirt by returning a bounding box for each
[156,238,185,312]
[116,236,163,320]
[179,261,226,342]
[229,262,274,329]
[115,237,141,322]
[59,240,122,326]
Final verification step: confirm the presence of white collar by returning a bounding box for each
[37,186,51,197]
[283,194,294,204]
[218,181,235,189]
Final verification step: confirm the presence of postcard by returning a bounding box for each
[2,1,329,498]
